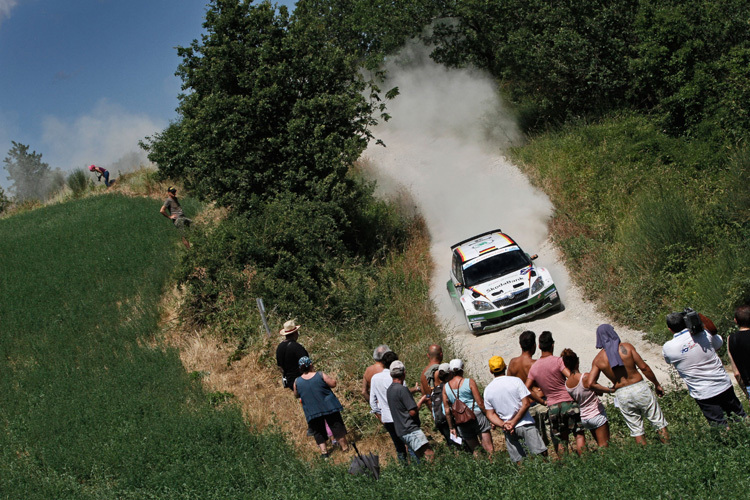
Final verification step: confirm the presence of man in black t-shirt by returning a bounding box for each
[728,305,750,401]
[276,320,309,390]
[386,361,434,462]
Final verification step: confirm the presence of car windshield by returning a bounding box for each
[462,250,530,286]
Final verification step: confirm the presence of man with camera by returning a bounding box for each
[663,309,747,426]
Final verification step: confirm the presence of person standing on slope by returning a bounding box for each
[585,324,668,444]
[160,186,192,248]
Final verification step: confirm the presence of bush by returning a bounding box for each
[66,168,90,197]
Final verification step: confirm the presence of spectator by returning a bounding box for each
[586,324,668,444]
[484,356,548,464]
[561,348,612,448]
[89,164,111,187]
[728,305,750,401]
[370,351,412,462]
[362,344,390,401]
[525,331,585,456]
[508,330,553,448]
[443,359,494,456]
[430,362,462,450]
[293,356,349,459]
[419,344,444,396]
[387,361,434,463]
[160,186,192,249]
[664,312,747,427]
[276,319,309,391]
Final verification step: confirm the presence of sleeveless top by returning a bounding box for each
[566,375,605,420]
[295,372,343,422]
[445,378,475,408]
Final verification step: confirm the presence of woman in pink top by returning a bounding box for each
[561,348,613,447]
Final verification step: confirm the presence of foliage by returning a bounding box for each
[294,0,451,70]
[66,168,90,197]
[428,0,750,139]
[143,0,383,213]
[0,184,9,214]
[176,173,409,332]
[511,113,749,339]
[3,140,52,202]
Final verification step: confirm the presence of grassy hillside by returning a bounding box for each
[511,113,750,341]
[0,194,303,497]
[2,192,750,499]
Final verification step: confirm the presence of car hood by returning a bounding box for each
[463,265,533,300]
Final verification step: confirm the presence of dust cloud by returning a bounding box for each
[363,45,670,385]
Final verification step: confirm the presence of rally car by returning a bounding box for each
[446,229,561,334]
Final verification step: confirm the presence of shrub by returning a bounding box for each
[66,168,90,197]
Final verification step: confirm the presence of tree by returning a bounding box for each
[0,185,10,214]
[142,0,382,212]
[3,141,51,202]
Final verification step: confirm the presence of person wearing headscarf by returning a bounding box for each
[585,324,668,445]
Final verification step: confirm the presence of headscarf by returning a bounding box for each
[596,324,623,368]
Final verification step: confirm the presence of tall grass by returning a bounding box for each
[512,112,749,338]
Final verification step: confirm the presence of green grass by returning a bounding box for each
[2,191,750,499]
[511,112,750,340]
[0,194,301,498]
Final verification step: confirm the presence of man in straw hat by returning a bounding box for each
[276,319,309,390]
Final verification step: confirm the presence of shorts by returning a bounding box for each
[400,429,430,453]
[505,424,547,463]
[173,217,192,229]
[529,402,558,446]
[694,386,747,427]
[614,380,667,437]
[308,412,347,445]
[581,410,608,431]
[548,401,584,438]
[457,409,492,440]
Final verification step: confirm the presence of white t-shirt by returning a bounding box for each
[662,329,731,400]
[483,375,535,428]
[369,369,404,423]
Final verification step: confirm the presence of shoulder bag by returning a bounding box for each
[449,378,476,425]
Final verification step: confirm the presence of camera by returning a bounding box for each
[683,308,704,335]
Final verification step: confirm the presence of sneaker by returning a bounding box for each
[320,453,330,460]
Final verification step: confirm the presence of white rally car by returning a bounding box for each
[446,229,561,334]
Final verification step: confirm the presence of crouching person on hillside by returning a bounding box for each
[484,356,548,464]
[387,361,434,463]
[294,356,349,459]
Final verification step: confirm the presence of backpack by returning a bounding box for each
[431,383,448,426]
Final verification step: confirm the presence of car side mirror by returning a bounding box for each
[529,254,538,260]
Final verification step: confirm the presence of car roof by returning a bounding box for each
[451,229,518,263]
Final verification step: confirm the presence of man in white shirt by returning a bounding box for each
[370,351,410,461]
[663,311,747,426]
[484,356,548,463]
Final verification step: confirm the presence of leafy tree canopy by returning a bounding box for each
[143,0,383,212]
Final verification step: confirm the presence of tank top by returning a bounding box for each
[445,378,475,409]
[295,372,343,422]
[566,375,605,420]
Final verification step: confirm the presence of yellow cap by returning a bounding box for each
[489,356,506,373]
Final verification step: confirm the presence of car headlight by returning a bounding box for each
[472,300,494,311]
[531,276,544,294]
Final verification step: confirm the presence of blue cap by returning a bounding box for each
[298,356,312,368]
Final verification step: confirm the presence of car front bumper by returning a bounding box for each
[463,285,560,334]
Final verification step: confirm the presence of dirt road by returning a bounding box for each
[364,51,672,387]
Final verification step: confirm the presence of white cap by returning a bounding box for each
[449,359,463,372]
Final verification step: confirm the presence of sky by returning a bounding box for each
[0,0,295,189]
